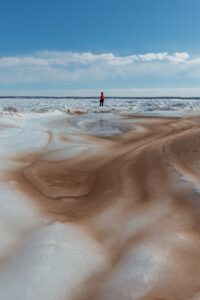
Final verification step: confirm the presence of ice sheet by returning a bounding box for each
[1,97,200,115]
[0,103,199,300]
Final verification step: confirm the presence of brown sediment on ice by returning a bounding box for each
[5,114,200,299]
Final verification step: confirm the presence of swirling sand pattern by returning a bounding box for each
[6,114,200,300]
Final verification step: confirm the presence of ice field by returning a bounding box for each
[0,98,200,299]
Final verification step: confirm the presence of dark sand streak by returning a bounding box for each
[5,115,200,300]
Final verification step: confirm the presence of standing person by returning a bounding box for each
[99,92,105,106]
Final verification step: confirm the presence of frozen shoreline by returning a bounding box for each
[1,97,200,115]
[0,109,200,299]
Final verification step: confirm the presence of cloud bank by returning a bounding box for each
[0,50,199,90]
[0,51,190,68]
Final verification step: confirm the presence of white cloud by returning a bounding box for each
[0,51,190,68]
[0,50,198,86]
[0,57,48,67]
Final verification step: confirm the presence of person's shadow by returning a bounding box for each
[99,119,104,129]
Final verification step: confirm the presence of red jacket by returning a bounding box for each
[100,94,105,101]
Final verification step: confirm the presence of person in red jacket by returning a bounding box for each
[99,92,105,106]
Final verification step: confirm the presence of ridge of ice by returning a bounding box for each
[0,97,200,115]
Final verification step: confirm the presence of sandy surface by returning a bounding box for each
[1,112,200,299]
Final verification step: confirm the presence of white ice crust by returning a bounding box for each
[0,111,108,300]
[0,97,200,115]
[0,99,198,299]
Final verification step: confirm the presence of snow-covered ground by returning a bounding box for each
[0,99,200,299]
[1,97,200,114]
[0,110,110,300]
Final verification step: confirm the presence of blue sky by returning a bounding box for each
[1,0,200,96]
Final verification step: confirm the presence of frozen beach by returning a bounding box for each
[0,98,200,299]
[2,96,200,115]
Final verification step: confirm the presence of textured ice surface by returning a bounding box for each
[97,243,168,300]
[0,223,106,300]
[0,101,200,300]
[0,111,109,300]
[1,97,200,115]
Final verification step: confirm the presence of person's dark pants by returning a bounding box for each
[100,100,104,106]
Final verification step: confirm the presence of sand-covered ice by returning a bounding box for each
[0,105,200,299]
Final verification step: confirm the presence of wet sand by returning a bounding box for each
[3,113,200,299]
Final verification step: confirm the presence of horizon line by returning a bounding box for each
[1,95,200,99]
